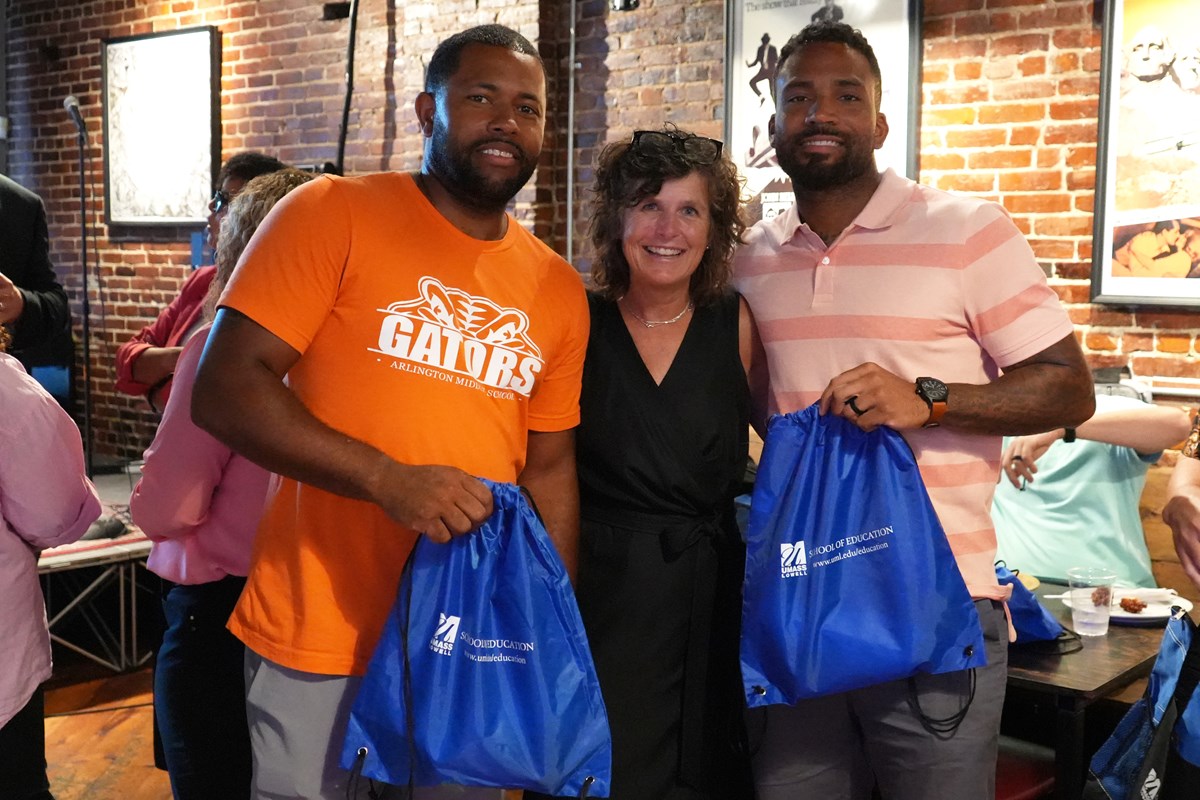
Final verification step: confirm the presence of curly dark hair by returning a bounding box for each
[589,126,745,305]
[778,21,882,106]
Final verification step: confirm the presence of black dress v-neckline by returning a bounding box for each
[609,299,700,389]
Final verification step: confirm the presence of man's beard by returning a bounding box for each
[427,122,537,212]
[775,128,875,191]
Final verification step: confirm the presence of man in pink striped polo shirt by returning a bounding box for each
[733,20,1095,800]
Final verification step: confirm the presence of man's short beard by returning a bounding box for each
[779,147,874,192]
[427,126,537,213]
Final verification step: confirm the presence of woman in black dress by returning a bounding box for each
[543,127,764,799]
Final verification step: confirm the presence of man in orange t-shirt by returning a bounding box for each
[193,25,587,800]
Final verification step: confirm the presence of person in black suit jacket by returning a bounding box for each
[0,173,72,374]
[811,0,844,23]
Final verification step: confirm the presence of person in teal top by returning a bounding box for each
[993,386,1191,587]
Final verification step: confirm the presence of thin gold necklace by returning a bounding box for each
[622,299,694,328]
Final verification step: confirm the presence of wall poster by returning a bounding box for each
[103,27,220,226]
[725,1,922,223]
[1091,0,1200,306]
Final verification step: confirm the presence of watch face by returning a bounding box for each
[917,377,949,403]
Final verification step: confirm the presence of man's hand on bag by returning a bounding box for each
[819,362,930,432]
[375,463,494,543]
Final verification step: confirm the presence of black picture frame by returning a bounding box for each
[1090,0,1200,307]
[102,27,221,226]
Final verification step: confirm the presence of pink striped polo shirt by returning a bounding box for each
[733,169,1074,600]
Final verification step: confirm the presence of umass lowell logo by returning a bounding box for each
[781,541,807,578]
[372,277,545,397]
[430,612,461,656]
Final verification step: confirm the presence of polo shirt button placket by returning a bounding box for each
[814,254,835,306]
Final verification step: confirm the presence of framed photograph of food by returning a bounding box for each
[1091,0,1200,306]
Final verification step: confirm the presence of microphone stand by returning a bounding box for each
[75,124,93,478]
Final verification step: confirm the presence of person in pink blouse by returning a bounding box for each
[130,167,312,800]
[114,152,285,412]
[0,329,102,799]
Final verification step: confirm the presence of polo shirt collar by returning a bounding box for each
[774,167,911,245]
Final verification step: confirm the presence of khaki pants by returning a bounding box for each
[244,649,505,800]
[747,599,1009,800]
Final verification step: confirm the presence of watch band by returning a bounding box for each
[1062,427,1077,443]
[924,400,947,428]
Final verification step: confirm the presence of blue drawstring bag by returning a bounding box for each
[740,405,987,707]
[995,563,1069,644]
[1084,609,1200,799]
[340,481,611,797]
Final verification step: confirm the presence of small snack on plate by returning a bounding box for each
[1119,596,1147,614]
[1091,586,1112,607]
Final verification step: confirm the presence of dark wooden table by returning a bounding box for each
[1006,582,1164,800]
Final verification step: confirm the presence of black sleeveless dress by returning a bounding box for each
[570,291,753,799]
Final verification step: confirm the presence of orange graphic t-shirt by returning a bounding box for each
[220,172,588,675]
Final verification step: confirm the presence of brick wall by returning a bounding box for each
[4,0,1199,460]
[5,0,543,457]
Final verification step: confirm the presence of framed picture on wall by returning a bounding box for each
[1091,0,1200,306]
[724,0,922,223]
[102,27,220,226]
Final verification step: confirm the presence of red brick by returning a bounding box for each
[969,149,1032,169]
[1009,126,1041,146]
[1139,313,1200,330]
[1049,99,1098,120]
[1004,193,1072,214]
[948,128,1006,148]
[936,173,997,194]
[1053,53,1080,74]
[1132,357,1200,379]
[999,170,1063,191]
[925,39,989,61]
[922,152,967,171]
[954,61,983,81]
[1054,260,1094,282]
[925,106,978,126]
[1018,56,1047,78]
[979,103,1047,123]
[1086,333,1117,351]
[923,63,951,83]
[992,34,1050,57]
[1033,215,1093,237]
[1123,333,1155,352]
[1089,308,1136,327]
[930,85,990,105]
[1044,122,1099,145]
[1158,336,1193,355]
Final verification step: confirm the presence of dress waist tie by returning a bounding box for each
[582,505,734,788]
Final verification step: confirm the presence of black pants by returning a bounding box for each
[0,684,54,800]
[155,576,251,800]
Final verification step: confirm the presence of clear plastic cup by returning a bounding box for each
[1067,566,1117,636]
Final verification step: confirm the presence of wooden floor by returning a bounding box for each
[44,663,171,800]
[40,661,525,800]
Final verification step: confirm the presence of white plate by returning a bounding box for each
[1061,592,1194,624]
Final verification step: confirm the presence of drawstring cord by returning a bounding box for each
[906,668,977,739]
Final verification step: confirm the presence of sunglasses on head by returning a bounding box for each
[210,188,232,213]
[630,130,723,164]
